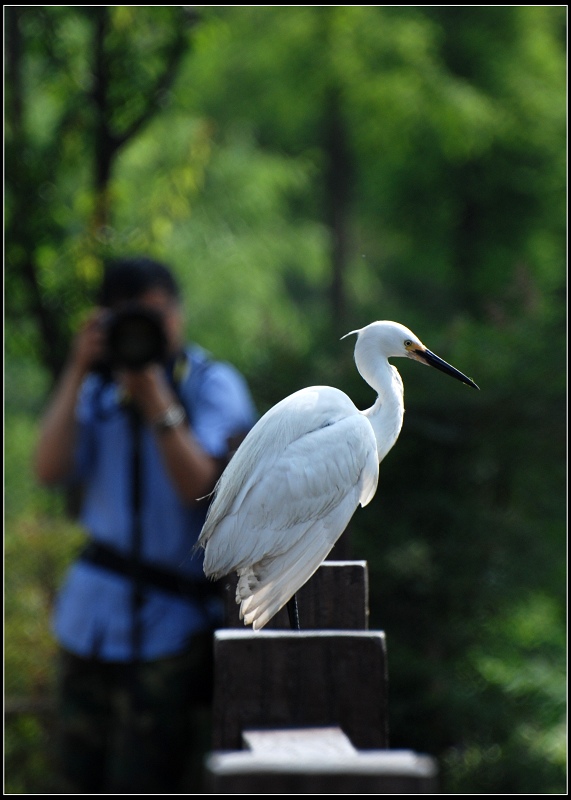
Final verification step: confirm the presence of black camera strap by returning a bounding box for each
[79,540,220,601]
[129,405,144,663]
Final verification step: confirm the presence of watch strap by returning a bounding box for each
[153,403,187,432]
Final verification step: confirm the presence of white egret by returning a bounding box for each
[197,321,478,630]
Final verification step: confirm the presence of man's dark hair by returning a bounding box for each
[98,257,180,307]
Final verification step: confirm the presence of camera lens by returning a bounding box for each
[106,306,168,369]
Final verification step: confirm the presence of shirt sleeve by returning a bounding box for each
[182,359,257,460]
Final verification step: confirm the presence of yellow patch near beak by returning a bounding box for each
[407,346,428,363]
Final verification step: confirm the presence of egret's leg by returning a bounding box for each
[287,593,300,630]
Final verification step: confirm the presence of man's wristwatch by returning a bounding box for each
[153,403,187,433]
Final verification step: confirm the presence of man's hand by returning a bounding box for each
[117,365,177,425]
[69,309,107,377]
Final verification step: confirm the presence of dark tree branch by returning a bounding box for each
[89,7,194,229]
[115,24,190,149]
[5,7,68,379]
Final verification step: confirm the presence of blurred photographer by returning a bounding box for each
[35,256,257,793]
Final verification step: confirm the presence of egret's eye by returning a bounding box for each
[404,339,413,348]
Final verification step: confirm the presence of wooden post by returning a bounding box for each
[212,629,389,751]
[205,560,439,792]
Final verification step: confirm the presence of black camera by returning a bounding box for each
[99,304,169,371]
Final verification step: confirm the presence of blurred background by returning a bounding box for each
[4,6,566,793]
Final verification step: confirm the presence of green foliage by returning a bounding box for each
[4,6,566,793]
[5,401,85,793]
[112,119,330,374]
[442,592,566,793]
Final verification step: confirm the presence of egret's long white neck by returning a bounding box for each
[355,338,405,464]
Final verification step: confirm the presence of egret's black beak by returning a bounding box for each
[415,348,480,389]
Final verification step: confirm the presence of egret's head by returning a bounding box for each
[343,321,479,389]
[342,321,422,358]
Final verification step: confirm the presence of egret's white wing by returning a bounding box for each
[199,385,379,580]
[200,386,356,531]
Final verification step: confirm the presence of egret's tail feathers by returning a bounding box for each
[235,522,333,630]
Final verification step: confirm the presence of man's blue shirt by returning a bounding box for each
[52,345,256,661]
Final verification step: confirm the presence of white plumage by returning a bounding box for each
[197,320,478,630]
